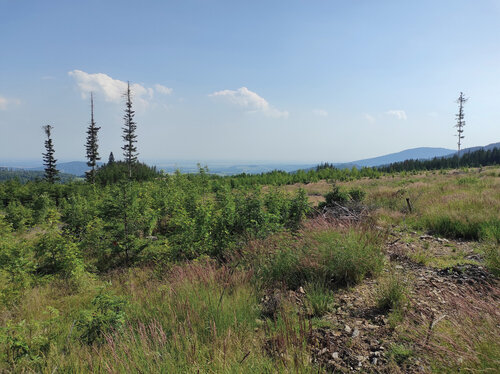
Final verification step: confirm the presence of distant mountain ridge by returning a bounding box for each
[334,147,455,169]
[332,142,500,169]
[445,142,500,157]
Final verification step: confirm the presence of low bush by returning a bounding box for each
[4,200,32,230]
[0,320,53,372]
[35,230,85,280]
[319,184,366,209]
[348,187,366,202]
[324,185,350,205]
[77,290,127,345]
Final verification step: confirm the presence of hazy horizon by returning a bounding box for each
[1,144,469,170]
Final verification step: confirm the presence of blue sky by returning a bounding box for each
[1,0,499,163]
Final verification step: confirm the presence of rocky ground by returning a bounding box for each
[264,228,500,373]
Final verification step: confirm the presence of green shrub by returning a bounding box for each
[287,188,311,231]
[348,187,366,202]
[319,185,366,209]
[0,321,51,371]
[77,290,127,345]
[323,184,350,206]
[136,239,171,266]
[4,200,32,230]
[60,193,97,236]
[34,229,85,280]
[79,217,112,272]
[31,193,54,224]
[0,240,33,304]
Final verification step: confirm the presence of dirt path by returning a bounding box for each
[308,232,500,373]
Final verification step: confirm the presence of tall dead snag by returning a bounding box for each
[455,92,468,168]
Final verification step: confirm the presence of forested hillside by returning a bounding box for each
[0,168,76,183]
[379,147,500,172]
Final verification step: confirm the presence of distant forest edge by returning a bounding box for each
[0,168,77,183]
[378,146,500,173]
[1,146,499,184]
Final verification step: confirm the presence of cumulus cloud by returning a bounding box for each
[312,109,328,117]
[363,113,375,123]
[0,96,20,110]
[154,84,173,95]
[209,87,288,118]
[386,109,407,120]
[68,70,173,108]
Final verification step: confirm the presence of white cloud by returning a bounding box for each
[312,109,328,117]
[209,87,289,118]
[0,96,20,110]
[386,109,407,120]
[154,84,173,95]
[363,113,375,123]
[68,70,170,108]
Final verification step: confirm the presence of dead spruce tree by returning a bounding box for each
[455,92,468,167]
[42,124,59,183]
[85,92,101,183]
[122,82,138,179]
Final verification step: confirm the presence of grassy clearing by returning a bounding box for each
[288,166,500,241]
[0,262,275,373]
[0,220,388,373]
[1,166,499,372]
